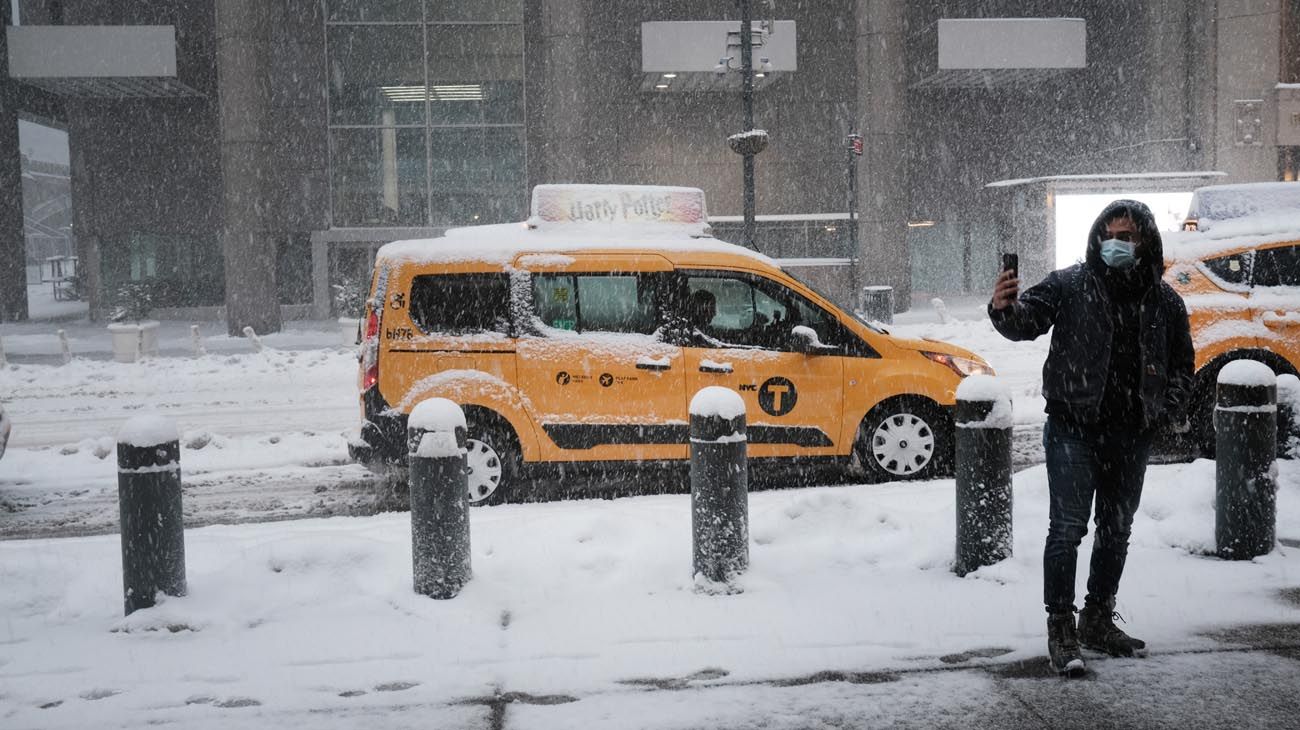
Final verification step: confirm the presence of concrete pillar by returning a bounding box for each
[67,106,103,321]
[855,0,910,312]
[0,18,30,321]
[530,0,589,185]
[1213,0,1283,181]
[216,0,281,335]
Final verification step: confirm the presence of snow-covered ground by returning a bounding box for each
[2,298,1298,728]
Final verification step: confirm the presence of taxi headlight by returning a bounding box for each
[920,351,996,378]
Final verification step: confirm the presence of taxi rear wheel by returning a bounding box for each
[464,416,521,506]
[855,398,951,482]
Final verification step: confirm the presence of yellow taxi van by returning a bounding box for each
[1164,181,1300,453]
[349,185,993,504]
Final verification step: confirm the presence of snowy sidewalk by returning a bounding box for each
[0,317,351,365]
[2,460,1298,729]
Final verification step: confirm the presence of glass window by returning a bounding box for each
[577,275,657,333]
[426,0,523,22]
[428,127,525,225]
[328,0,422,22]
[409,274,511,335]
[328,25,426,126]
[686,274,840,350]
[426,25,524,124]
[325,17,525,228]
[533,274,577,331]
[532,274,659,334]
[1253,245,1300,287]
[330,128,428,226]
[1202,252,1251,287]
[100,233,225,309]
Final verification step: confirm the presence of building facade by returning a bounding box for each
[2,0,1298,329]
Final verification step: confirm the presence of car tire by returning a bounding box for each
[464,416,522,506]
[855,398,951,483]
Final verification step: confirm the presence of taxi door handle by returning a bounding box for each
[699,362,733,374]
[636,360,672,371]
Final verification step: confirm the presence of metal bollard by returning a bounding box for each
[1277,374,1300,459]
[953,375,1014,577]
[117,415,187,615]
[1215,361,1277,560]
[690,387,748,592]
[407,398,471,599]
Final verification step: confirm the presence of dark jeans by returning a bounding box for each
[1042,415,1153,614]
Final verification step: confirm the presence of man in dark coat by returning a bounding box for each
[989,199,1195,676]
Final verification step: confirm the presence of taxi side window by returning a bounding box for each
[1252,245,1300,287]
[685,274,839,351]
[1202,252,1251,287]
[409,273,511,335]
[533,273,659,334]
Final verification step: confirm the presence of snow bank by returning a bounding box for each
[1218,360,1277,387]
[690,386,746,420]
[408,397,466,434]
[117,413,179,448]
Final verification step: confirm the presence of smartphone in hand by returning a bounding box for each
[1001,253,1019,279]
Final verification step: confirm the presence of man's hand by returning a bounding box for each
[991,269,1020,310]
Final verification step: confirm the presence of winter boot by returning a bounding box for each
[1079,599,1146,657]
[1047,611,1086,677]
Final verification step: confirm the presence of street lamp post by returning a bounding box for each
[724,1,769,250]
[847,131,862,259]
[740,0,756,250]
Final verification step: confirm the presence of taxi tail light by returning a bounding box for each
[361,307,380,390]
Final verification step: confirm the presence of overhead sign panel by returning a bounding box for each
[7,25,177,78]
[640,21,796,92]
[938,18,1086,70]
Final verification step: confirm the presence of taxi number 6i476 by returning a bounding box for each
[385,327,414,341]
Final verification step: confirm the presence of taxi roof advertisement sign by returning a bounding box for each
[529,185,709,235]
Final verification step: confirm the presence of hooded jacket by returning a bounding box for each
[988,199,1196,429]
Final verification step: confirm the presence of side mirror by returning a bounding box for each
[790,325,838,355]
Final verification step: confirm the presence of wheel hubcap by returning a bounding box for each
[870,413,935,476]
[464,438,503,504]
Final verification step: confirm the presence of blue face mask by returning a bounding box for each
[1100,238,1138,269]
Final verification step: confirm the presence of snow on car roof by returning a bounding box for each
[1187,181,1300,230]
[376,184,778,268]
[1164,212,1300,262]
[376,222,778,267]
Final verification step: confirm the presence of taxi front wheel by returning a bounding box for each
[464,417,521,506]
[855,399,952,483]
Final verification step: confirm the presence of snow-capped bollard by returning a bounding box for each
[407,398,471,599]
[190,324,206,357]
[1278,374,1300,459]
[117,415,187,616]
[953,375,1013,577]
[57,329,71,364]
[1215,361,1277,560]
[931,297,953,325]
[242,326,264,352]
[690,387,748,592]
